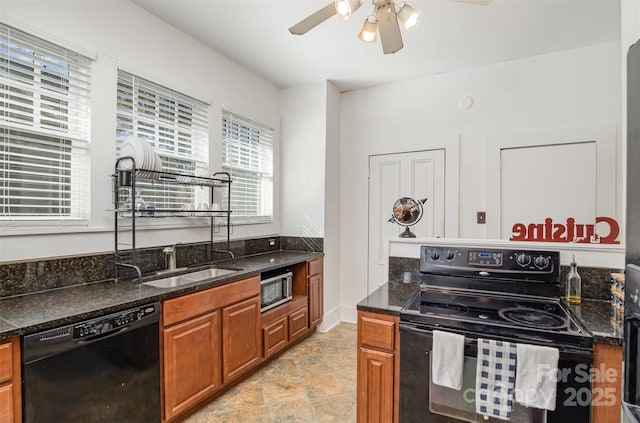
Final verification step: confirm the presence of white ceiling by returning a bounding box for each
[133,0,620,92]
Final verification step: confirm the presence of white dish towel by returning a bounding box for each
[475,338,517,421]
[515,343,559,411]
[432,330,465,390]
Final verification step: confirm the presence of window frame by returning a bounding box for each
[115,70,210,222]
[0,22,92,222]
[221,109,274,225]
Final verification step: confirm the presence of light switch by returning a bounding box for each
[477,211,486,224]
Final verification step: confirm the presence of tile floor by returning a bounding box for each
[185,322,358,423]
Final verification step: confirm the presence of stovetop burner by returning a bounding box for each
[498,307,569,330]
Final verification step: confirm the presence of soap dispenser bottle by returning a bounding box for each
[566,254,582,304]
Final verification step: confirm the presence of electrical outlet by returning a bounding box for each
[268,239,276,246]
[477,211,486,224]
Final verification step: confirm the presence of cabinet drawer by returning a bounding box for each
[289,307,308,340]
[308,258,323,277]
[163,276,260,326]
[263,316,288,358]
[358,313,397,352]
[0,342,12,384]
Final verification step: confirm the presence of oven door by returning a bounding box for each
[399,322,592,423]
[624,315,640,422]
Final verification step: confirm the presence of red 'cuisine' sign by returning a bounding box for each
[509,217,620,244]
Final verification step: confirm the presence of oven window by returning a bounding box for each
[429,356,545,423]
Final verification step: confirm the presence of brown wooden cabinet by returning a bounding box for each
[263,315,289,358]
[0,337,20,423]
[308,258,323,328]
[591,343,622,423]
[222,296,261,383]
[261,295,308,359]
[357,311,399,423]
[161,275,260,422]
[289,306,308,340]
[163,312,221,421]
[161,258,324,421]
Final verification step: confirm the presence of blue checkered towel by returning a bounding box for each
[475,338,517,421]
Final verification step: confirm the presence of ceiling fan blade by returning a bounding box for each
[375,3,403,54]
[289,2,337,35]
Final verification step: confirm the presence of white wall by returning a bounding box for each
[0,1,281,262]
[339,42,622,322]
[321,81,342,331]
[279,80,342,332]
[279,83,326,237]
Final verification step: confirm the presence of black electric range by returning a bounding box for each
[398,244,593,423]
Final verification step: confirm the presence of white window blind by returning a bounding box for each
[0,23,92,219]
[116,71,209,211]
[221,110,273,223]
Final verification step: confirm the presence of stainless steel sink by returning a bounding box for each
[181,268,237,281]
[143,275,192,288]
[143,267,239,288]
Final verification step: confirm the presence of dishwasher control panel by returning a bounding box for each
[73,303,159,339]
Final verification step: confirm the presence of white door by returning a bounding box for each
[368,150,446,293]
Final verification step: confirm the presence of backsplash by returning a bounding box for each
[0,236,323,298]
[389,256,622,301]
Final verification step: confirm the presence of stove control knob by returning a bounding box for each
[430,250,440,261]
[444,250,455,261]
[534,255,549,269]
[515,253,531,267]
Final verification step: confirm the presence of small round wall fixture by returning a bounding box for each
[388,197,428,238]
[458,96,474,110]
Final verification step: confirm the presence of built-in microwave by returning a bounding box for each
[260,270,293,312]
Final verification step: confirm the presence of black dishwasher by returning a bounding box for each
[22,302,161,423]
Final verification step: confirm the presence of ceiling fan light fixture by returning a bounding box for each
[358,15,378,42]
[397,2,421,30]
[335,0,362,21]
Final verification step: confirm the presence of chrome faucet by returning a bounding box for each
[163,243,179,271]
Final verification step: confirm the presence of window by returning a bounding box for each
[116,71,209,212]
[0,23,92,219]
[221,110,273,223]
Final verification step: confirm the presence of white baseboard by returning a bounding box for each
[340,304,358,324]
[317,304,341,333]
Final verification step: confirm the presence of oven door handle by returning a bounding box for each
[401,321,593,361]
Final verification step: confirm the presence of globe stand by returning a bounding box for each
[399,226,416,238]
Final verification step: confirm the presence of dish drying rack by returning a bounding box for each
[112,156,233,282]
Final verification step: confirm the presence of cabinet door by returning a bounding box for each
[0,384,14,423]
[263,316,288,359]
[592,343,622,423]
[0,342,12,384]
[0,338,20,423]
[163,311,221,421]
[308,273,323,328]
[222,296,261,383]
[289,307,308,340]
[357,348,395,423]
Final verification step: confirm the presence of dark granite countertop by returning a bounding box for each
[568,299,623,346]
[357,279,420,316]
[357,280,623,346]
[0,250,322,340]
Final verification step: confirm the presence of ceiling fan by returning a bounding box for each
[289,0,492,55]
